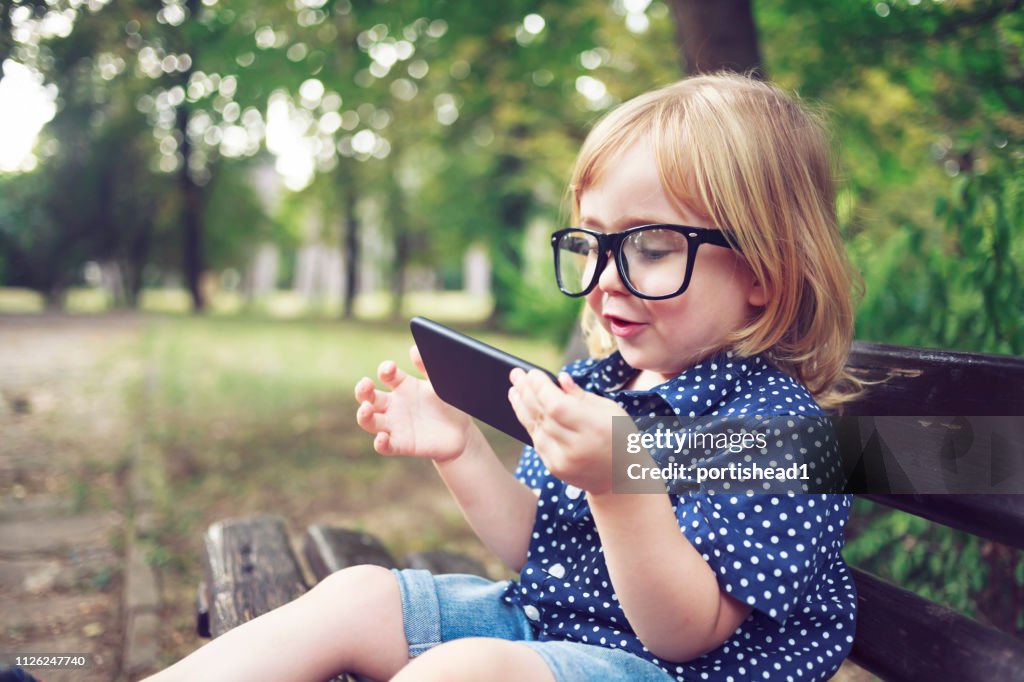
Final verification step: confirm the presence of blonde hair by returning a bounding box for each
[569,72,863,410]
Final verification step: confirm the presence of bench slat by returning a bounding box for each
[303,525,398,582]
[849,567,1024,681]
[837,343,1023,496]
[844,342,1024,416]
[405,550,489,577]
[838,415,1023,493]
[202,516,309,638]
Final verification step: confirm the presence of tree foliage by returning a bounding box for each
[757,0,1024,354]
[0,0,1020,348]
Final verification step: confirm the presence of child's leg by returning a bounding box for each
[394,637,677,682]
[391,638,556,682]
[142,565,409,682]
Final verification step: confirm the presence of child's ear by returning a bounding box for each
[747,278,767,307]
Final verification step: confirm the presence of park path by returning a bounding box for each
[1,313,153,681]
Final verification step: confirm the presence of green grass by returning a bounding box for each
[0,286,494,323]
[0,288,46,312]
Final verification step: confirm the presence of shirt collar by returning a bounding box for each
[580,349,770,418]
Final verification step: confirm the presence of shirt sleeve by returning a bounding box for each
[675,491,851,625]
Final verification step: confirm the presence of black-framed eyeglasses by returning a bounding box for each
[550,224,734,300]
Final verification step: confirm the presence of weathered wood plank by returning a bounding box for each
[835,343,1024,494]
[848,568,1024,682]
[405,550,489,577]
[303,525,398,582]
[202,516,309,638]
[836,414,1023,493]
[844,342,1024,416]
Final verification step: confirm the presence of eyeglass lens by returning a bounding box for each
[556,228,690,297]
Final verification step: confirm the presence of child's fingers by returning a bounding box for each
[356,400,389,433]
[355,402,375,434]
[558,372,582,395]
[377,360,409,389]
[354,376,376,403]
[509,374,543,424]
[510,375,575,441]
[525,370,572,415]
[410,345,428,377]
[508,383,535,434]
[373,431,393,455]
[510,370,563,426]
[354,378,389,411]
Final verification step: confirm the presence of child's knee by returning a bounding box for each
[309,563,399,607]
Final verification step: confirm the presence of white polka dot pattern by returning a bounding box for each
[501,350,857,681]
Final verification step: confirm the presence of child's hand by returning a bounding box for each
[508,368,628,494]
[355,345,472,462]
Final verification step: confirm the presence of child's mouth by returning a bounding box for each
[605,315,645,338]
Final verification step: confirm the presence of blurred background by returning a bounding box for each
[0,1,1021,680]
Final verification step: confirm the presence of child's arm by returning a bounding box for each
[431,425,539,572]
[509,369,752,661]
[355,345,538,572]
[587,491,752,661]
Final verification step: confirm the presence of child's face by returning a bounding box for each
[578,137,765,388]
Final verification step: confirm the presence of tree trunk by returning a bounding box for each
[386,140,411,321]
[340,158,360,320]
[178,103,205,313]
[486,127,531,329]
[43,285,67,311]
[390,231,409,320]
[124,219,152,309]
[669,0,764,77]
[178,0,205,313]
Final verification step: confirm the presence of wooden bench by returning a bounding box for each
[195,340,1024,681]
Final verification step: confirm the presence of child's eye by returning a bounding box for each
[636,247,674,261]
[627,230,687,262]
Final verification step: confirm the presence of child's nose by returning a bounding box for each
[596,251,628,293]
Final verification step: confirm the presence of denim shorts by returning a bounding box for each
[391,568,673,682]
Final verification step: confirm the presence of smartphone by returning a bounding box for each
[410,316,558,446]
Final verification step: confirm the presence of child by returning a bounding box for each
[145,72,860,682]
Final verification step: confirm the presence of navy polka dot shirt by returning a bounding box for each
[502,349,857,681]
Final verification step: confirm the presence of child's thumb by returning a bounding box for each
[410,344,429,377]
[558,372,582,395]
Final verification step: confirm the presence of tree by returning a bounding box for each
[0,1,166,308]
[755,0,1024,355]
[669,0,763,76]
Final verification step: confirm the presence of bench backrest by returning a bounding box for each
[839,341,1024,681]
